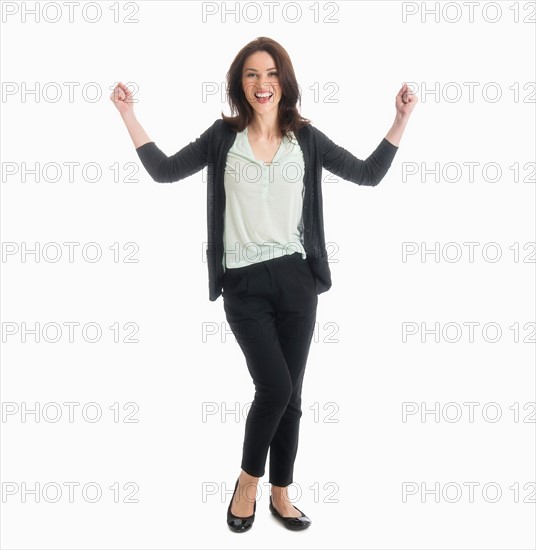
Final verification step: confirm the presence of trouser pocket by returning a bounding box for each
[222,268,249,299]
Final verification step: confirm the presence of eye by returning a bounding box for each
[245,71,278,78]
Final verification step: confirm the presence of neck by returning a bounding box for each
[248,112,280,139]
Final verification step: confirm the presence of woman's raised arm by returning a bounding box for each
[110,81,210,183]
[110,81,152,149]
[384,82,418,147]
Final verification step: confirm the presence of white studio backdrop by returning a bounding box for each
[1,1,535,549]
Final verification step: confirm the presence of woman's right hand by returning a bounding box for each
[110,81,135,116]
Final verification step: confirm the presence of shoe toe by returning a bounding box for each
[227,516,254,532]
[286,514,311,530]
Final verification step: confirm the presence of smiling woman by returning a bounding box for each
[111,34,417,535]
[221,37,311,146]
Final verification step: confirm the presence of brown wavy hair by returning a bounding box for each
[221,37,311,141]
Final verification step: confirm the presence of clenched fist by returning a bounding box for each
[110,82,135,116]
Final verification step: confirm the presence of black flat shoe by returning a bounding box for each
[269,495,312,530]
[227,478,256,533]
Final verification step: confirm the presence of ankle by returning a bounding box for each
[236,472,259,504]
[271,488,290,502]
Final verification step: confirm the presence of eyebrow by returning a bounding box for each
[244,67,278,72]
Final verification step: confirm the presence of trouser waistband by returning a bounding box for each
[226,252,304,273]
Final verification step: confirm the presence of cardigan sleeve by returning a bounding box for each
[314,126,399,186]
[135,121,214,183]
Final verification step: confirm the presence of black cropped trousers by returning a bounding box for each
[222,252,318,487]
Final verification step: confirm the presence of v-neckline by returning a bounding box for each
[245,126,283,166]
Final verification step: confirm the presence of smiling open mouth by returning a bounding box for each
[254,91,273,100]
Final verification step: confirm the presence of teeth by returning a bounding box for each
[255,92,272,98]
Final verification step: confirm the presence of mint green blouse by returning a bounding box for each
[223,126,307,270]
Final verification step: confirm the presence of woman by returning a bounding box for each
[110,36,417,533]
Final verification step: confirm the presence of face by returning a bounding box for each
[241,50,281,115]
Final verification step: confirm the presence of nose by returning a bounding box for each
[258,76,273,89]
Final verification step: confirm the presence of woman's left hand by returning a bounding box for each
[396,83,418,119]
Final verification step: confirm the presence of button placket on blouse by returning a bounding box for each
[244,127,283,201]
[264,139,286,200]
[261,163,270,200]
